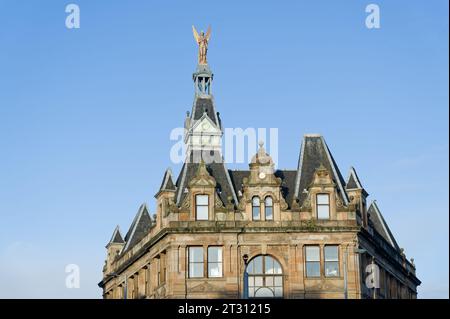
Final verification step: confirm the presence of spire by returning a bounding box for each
[159,168,176,192]
[346,166,369,196]
[184,25,222,163]
[106,225,124,248]
[123,204,152,252]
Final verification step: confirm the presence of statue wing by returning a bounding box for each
[192,25,200,43]
[205,25,212,41]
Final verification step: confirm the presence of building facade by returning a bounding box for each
[98,36,420,299]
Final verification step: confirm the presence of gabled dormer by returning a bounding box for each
[238,142,288,221]
[179,161,219,221]
[292,134,349,216]
[299,164,351,220]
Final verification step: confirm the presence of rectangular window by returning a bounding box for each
[305,246,321,277]
[317,194,330,219]
[157,258,161,286]
[324,245,339,277]
[208,247,223,277]
[196,194,209,220]
[189,247,204,278]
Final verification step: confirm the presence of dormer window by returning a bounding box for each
[252,196,261,220]
[316,194,330,219]
[195,194,209,220]
[265,196,273,220]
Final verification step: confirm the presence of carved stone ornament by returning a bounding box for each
[181,194,190,209]
[189,281,215,293]
[214,193,224,208]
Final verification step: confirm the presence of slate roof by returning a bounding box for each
[275,170,297,209]
[175,160,238,207]
[293,135,348,207]
[123,204,152,252]
[106,226,124,247]
[346,166,363,190]
[159,168,176,192]
[191,97,219,126]
[367,201,400,251]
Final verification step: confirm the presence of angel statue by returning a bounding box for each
[192,25,211,65]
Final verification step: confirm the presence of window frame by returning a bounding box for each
[188,246,204,278]
[305,245,321,278]
[324,245,340,277]
[264,196,273,220]
[207,246,223,278]
[252,196,261,220]
[316,193,330,219]
[195,194,209,221]
[247,255,283,298]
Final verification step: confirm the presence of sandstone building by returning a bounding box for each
[98,37,420,299]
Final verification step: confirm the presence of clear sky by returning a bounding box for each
[0,0,448,298]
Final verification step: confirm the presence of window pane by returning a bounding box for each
[255,287,274,297]
[252,197,260,206]
[306,262,320,277]
[265,197,273,206]
[248,276,254,287]
[274,276,282,286]
[317,194,329,204]
[252,207,260,220]
[317,205,330,219]
[208,247,222,263]
[265,207,273,220]
[196,194,208,205]
[189,247,203,262]
[253,257,263,274]
[248,287,255,297]
[324,246,339,261]
[274,287,283,297]
[265,277,273,286]
[273,261,282,274]
[196,205,208,220]
[254,276,263,286]
[208,262,222,277]
[325,261,339,277]
[189,263,203,278]
[265,256,274,274]
[305,246,320,262]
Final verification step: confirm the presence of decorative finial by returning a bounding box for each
[192,25,212,65]
[258,140,264,148]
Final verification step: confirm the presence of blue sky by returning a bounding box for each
[0,0,448,298]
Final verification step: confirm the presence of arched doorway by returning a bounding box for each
[246,255,283,298]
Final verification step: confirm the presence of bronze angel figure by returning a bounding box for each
[192,25,211,65]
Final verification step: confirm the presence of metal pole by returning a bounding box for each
[243,264,249,299]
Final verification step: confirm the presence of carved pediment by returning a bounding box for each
[188,161,216,188]
[189,281,216,293]
[311,164,335,187]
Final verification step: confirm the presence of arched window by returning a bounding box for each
[247,255,283,298]
[252,197,260,220]
[264,196,273,220]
